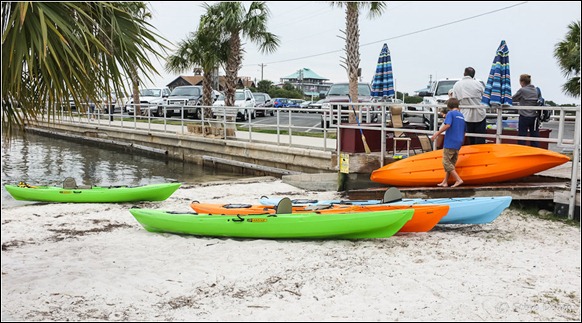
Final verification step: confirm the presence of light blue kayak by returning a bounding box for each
[259,194,512,225]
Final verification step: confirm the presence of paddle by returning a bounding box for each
[347,94,372,154]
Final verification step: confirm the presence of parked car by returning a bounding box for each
[418,78,493,129]
[320,82,374,128]
[212,89,256,121]
[273,98,289,108]
[287,99,305,109]
[308,99,325,113]
[164,85,206,119]
[253,92,273,117]
[67,96,97,113]
[126,87,171,116]
[67,96,77,111]
[212,92,225,106]
[300,100,312,108]
[299,100,313,112]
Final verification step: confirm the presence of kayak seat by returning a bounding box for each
[63,177,78,189]
[62,177,92,189]
[383,187,403,203]
[275,197,293,214]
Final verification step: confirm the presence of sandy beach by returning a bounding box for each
[1,177,580,321]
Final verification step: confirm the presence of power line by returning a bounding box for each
[244,1,528,67]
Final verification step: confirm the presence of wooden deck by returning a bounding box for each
[346,161,580,219]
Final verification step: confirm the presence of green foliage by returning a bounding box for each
[404,96,423,104]
[165,26,228,109]
[554,20,580,98]
[200,2,279,106]
[1,2,169,136]
[268,87,304,99]
[256,80,273,93]
[250,80,303,99]
[282,82,296,91]
[393,91,423,104]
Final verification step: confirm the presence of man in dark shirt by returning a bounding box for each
[512,74,540,147]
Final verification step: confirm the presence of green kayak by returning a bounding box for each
[5,182,181,203]
[129,208,414,239]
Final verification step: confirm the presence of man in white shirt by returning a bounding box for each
[452,67,486,145]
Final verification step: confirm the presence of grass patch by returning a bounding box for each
[238,126,337,139]
[98,116,338,139]
[510,201,579,226]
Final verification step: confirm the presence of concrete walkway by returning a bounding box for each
[84,115,338,151]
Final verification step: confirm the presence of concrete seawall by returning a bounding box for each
[27,121,335,177]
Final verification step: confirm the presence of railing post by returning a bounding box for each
[288,109,293,146]
[496,105,503,144]
[323,108,328,151]
[248,109,252,142]
[380,103,386,167]
[276,108,280,145]
[568,107,581,220]
[201,106,205,135]
[181,105,185,135]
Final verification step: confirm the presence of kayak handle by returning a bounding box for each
[231,215,245,222]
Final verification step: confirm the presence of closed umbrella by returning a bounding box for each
[371,43,395,100]
[482,40,512,143]
[482,40,512,106]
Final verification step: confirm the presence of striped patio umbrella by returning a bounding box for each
[371,43,395,100]
[482,40,512,106]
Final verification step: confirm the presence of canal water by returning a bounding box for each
[1,130,251,207]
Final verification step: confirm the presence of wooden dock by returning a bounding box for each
[345,161,580,219]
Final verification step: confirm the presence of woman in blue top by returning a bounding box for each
[430,97,466,188]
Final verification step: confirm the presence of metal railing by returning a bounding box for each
[47,100,580,219]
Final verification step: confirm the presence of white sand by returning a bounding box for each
[1,177,580,321]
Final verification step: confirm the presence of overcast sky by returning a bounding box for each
[144,1,581,105]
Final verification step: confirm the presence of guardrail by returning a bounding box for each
[47,100,580,219]
[51,101,579,155]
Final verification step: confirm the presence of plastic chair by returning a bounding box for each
[415,134,434,154]
[389,106,411,156]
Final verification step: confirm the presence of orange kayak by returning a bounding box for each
[189,202,294,215]
[189,202,449,232]
[312,204,449,232]
[371,143,570,186]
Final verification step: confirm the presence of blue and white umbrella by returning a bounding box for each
[482,40,512,106]
[371,43,395,100]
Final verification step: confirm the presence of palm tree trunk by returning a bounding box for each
[130,65,140,115]
[225,32,242,107]
[346,3,360,123]
[202,71,214,119]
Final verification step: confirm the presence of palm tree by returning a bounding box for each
[331,2,386,121]
[257,80,273,93]
[1,2,168,137]
[123,2,153,116]
[166,27,228,119]
[200,2,279,107]
[554,20,580,98]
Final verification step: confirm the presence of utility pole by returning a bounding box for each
[258,63,266,81]
[298,69,303,95]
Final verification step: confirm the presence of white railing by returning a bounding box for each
[48,100,580,219]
